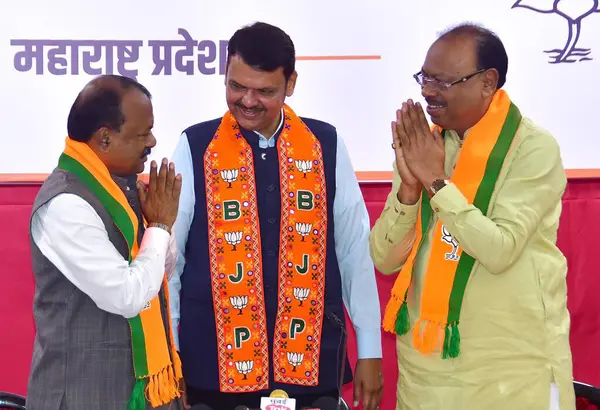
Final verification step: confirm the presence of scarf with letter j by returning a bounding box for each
[204,105,328,392]
[382,90,522,358]
[57,137,182,409]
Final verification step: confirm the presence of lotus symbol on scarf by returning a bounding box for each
[293,287,310,306]
[512,0,600,63]
[295,223,312,242]
[220,168,239,188]
[225,231,243,251]
[230,295,249,315]
[235,360,254,379]
[295,160,313,178]
[286,352,304,371]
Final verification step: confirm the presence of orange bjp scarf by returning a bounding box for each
[58,138,182,409]
[204,104,329,392]
[382,90,522,358]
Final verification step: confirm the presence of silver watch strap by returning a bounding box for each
[148,222,171,234]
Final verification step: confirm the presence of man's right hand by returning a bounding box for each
[392,114,421,204]
[137,158,182,231]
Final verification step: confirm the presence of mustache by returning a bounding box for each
[141,148,151,158]
[236,102,264,112]
[425,98,446,106]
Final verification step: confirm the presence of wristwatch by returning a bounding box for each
[429,179,451,196]
[149,222,172,234]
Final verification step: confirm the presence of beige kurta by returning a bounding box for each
[370,117,575,410]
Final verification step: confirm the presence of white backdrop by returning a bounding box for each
[1,0,599,177]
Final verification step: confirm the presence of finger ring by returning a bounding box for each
[391,142,397,149]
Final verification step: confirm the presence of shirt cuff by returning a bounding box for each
[389,193,421,222]
[355,328,383,359]
[140,226,172,252]
[382,194,420,245]
[429,183,469,215]
[172,323,180,351]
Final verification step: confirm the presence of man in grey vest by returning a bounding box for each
[27,74,184,410]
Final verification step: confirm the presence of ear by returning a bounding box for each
[285,71,298,97]
[482,69,499,97]
[93,128,111,152]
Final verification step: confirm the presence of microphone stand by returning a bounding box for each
[327,310,348,410]
[337,330,347,410]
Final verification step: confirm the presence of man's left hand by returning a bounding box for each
[395,99,447,189]
[353,358,383,410]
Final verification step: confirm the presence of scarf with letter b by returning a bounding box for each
[58,137,182,409]
[382,90,522,358]
[204,105,328,392]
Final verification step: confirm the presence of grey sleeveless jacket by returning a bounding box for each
[26,169,180,410]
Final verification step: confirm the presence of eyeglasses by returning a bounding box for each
[413,69,486,92]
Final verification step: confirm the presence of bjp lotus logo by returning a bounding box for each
[512,0,599,63]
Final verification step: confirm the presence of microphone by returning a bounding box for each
[325,310,346,330]
[270,389,289,398]
[325,309,348,409]
[260,388,295,409]
[234,406,250,410]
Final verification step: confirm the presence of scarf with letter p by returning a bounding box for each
[57,137,182,409]
[204,105,328,392]
[382,90,522,358]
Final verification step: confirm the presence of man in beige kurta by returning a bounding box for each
[370,24,575,410]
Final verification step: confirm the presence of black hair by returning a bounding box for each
[439,23,508,88]
[67,75,152,142]
[227,21,296,81]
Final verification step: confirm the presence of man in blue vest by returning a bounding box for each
[168,22,383,410]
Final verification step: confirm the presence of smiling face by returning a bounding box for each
[95,88,156,176]
[420,34,498,136]
[225,54,297,138]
